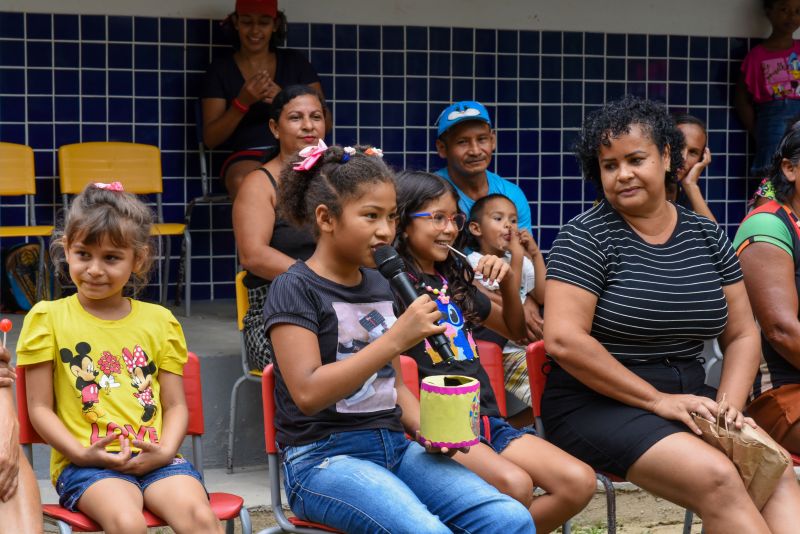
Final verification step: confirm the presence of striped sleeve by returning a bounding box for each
[546,219,606,296]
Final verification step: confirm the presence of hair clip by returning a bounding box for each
[364,147,384,158]
[94,181,124,191]
[341,146,356,163]
[293,139,328,171]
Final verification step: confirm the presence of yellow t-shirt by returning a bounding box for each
[16,295,188,484]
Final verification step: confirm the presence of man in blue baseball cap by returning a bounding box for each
[434,100,532,232]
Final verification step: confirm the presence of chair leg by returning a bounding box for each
[239,507,253,534]
[183,230,191,317]
[226,518,235,534]
[227,375,248,473]
[683,508,695,534]
[57,520,73,534]
[175,198,198,308]
[161,235,173,307]
[596,473,616,534]
[562,519,571,533]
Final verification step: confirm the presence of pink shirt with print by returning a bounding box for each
[742,42,800,104]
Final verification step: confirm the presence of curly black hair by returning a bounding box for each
[221,10,288,51]
[277,145,394,237]
[767,117,800,203]
[573,95,684,195]
[393,170,482,324]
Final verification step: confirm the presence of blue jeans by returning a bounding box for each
[479,415,538,454]
[56,456,204,512]
[753,99,800,173]
[281,429,535,534]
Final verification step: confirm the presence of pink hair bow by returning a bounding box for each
[94,181,124,191]
[293,139,328,171]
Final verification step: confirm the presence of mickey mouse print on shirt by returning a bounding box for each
[60,342,106,423]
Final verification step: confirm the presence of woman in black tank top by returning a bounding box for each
[233,85,327,369]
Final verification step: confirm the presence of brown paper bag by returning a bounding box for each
[692,412,790,510]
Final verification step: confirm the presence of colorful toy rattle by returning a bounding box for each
[0,318,12,348]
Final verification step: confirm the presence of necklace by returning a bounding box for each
[420,274,450,304]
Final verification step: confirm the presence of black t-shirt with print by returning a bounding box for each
[264,262,404,446]
[402,273,500,417]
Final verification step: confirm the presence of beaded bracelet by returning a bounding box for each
[231,97,249,114]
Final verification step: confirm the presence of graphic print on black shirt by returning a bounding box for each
[423,284,479,364]
[332,301,398,413]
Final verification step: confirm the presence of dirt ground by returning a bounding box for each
[180,487,704,534]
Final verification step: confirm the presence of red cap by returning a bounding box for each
[235,0,277,17]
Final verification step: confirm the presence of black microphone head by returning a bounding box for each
[373,245,406,279]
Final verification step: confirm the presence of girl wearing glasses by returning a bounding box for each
[394,170,595,533]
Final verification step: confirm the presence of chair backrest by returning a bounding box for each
[184,352,205,436]
[399,355,420,399]
[525,341,548,418]
[15,364,44,446]
[235,271,249,332]
[16,352,205,444]
[0,142,36,196]
[58,142,163,195]
[476,340,507,417]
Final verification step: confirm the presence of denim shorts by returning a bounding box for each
[55,455,204,511]
[479,415,537,454]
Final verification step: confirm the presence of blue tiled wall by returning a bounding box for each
[0,12,757,300]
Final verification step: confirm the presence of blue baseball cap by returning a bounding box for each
[435,101,492,138]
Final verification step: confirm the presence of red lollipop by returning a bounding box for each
[0,318,12,347]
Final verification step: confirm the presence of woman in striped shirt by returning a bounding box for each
[542,95,800,533]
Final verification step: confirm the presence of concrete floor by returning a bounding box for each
[3,299,276,508]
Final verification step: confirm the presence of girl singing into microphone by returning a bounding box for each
[393,170,595,533]
[263,144,534,533]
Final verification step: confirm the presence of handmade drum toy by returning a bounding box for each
[419,375,480,448]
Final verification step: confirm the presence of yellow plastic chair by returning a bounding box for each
[0,142,54,302]
[227,270,263,472]
[57,142,191,316]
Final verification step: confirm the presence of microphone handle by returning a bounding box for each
[389,272,456,364]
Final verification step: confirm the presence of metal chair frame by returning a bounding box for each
[228,270,263,472]
[175,99,231,307]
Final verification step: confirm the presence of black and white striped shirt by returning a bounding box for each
[547,201,742,364]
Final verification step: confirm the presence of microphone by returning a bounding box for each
[373,245,456,364]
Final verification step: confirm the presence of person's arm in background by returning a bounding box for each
[735,72,756,138]
[508,185,533,234]
[681,147,717,223]
[233,169,299,281]
[739,240,800,369]
[201,70,274,149]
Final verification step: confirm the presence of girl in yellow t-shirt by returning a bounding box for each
[15,183,222,532]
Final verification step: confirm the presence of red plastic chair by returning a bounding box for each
[17,352,252,534]
[260,357,420,534]
[475,339,508,416]
[261,364,342,533]
[526,341,617,534]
